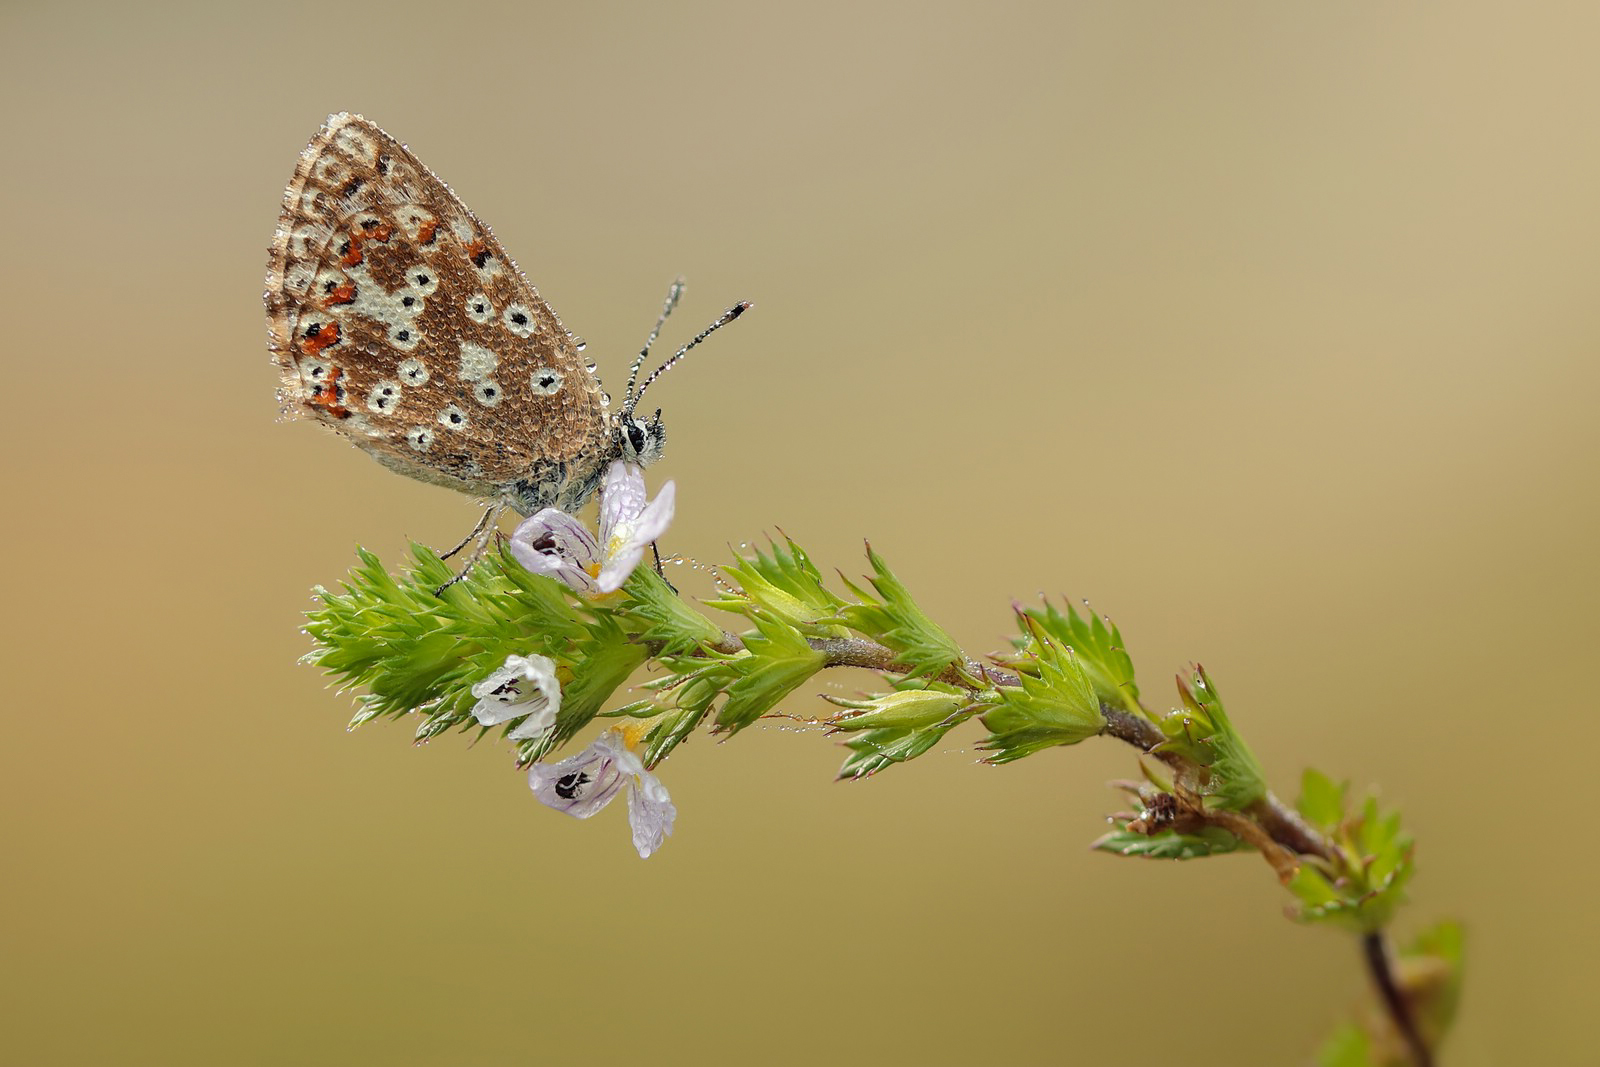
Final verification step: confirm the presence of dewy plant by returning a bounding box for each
[304,461,1462,1067]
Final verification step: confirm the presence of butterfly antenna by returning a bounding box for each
[629,300,753,413]
[623,277,686,410]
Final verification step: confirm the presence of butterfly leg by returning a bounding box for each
[441,501,501,560]
[434,500,507,596]
[650,540,678,595]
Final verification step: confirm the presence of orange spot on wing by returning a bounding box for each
[302,321,341,354]
[338,222,394,268]
[466,238,491,267]
[323,281,356,306]
[417,219,438,244]
[307,366,350,418]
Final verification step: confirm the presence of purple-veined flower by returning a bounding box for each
[509,462,675,594]
[469,654,561,742]
[528,727,677,859]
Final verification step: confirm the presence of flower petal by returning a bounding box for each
[470,654,561,731]
[509,509,600,591]
[507,706,557,741]
[626,769,677,859]
[598,462,647,544]
[595,544,649,594]
[630,479,675,546]
[595,480,674,593]
[529,741,627,818]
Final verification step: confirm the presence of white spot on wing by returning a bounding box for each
[458,342,498,382]
[529,368,564,396]
[332,126,376,162]
[502,304,536,338]
[473,380,503,407]
[387,322,420,351]
[367,380,402,414]
[405,266,439,297]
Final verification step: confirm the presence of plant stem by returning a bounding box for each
[1362,930,1433,1067]
[701,630,1338,864]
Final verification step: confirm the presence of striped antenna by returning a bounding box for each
[627,300,752,414]
[623,277,685,409]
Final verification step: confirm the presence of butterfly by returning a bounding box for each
[263,112,746,544]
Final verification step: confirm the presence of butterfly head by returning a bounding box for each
[616,408,666,467]
[614,286,750,472]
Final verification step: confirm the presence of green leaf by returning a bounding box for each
[705,535,848,636]
[639,704,709,768]
[825,687,972,732]
[1286,794,1414,933]
[619,563,726,656]
[1313,921,1464,1066]
[837,720,960,779]
[1000,598,1141,713]
[306,544,587,740]
[980,628,1106,763]
[834,544,965,679]
[1298,768,1347,831]
[715,611,827,733]
[520,614,649,761]
[1315,1024,1373,1067]
[1403,920,1466,1050]
[1091,825,1247,860]
[1156,666,1267,811]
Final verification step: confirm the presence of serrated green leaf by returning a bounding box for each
[306,544,588,740]
[1156,667,1266,811]
[1000,599,1141,712]
[705,535,847,636]
[1298,768,1346,831]
[1286,794,1414,933]
[619,563,726,656]
[833,544,964,678]
[837,720,959,779]
[980,631,1106,762]
[1091,825,1247,860]
[715,611,827,733]
[639,704,709,768]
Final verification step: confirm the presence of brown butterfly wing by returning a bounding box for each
[265,113,610,501]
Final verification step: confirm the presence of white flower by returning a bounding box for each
[469,654,561,742]
[528,729,677,859]
[509,462,675,594]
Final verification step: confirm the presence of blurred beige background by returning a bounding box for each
[3,1,1595,1063]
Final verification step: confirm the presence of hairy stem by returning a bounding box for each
[697,630,1337,864]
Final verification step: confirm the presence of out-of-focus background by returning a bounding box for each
[3,2,1595,1063]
